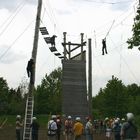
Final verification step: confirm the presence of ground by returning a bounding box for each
[0,126,140,140]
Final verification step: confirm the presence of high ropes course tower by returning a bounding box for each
[61,32,92,122]
[23,0,93,138]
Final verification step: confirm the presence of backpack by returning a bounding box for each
[48,121,56,136]
[113,124,121,136]
[65,120,73,133]
[123,122,137,139]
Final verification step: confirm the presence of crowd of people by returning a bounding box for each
[15,112,138,140]
[47,112,138,140]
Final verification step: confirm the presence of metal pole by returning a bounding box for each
[68,42,71,59]
[81,33,84,60]
[88,38,92,118]
[63,32,67,60]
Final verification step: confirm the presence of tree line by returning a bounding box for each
[0,67,62,115]
[0,68,140,127]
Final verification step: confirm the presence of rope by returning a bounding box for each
[0,20,35,61]
[0,1,27,37]
[105,20,115,38]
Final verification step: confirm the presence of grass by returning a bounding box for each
[0,115,50,127]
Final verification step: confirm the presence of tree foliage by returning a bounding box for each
[92,76,140,119]
[127,5,140,50]
[0,77,25,115]
[34,67,62,114]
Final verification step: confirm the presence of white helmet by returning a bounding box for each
[76,117,80,121]
[52,115,57,119]
[126,113,134,121]
[68,116,72,119]
[114,119,119,124]
[32,117,37,120]
[117,117,120,121]
[121,118,125,121]
[105,117,109,121]
[16,115,21,118]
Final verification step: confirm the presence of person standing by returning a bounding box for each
[85,117,93,140]
[113,119,121,140]
[121,113,138,140]
[30,117,40,140]
[47,115,58,140]
[16,115,23,140]
[56,115,62,140]
[73,117,84,140]
[64,116,73,140]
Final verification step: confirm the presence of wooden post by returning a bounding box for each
[68,42,71,59]
[88,38,92,118]
[30,0,42,87]
[63,32,67,60]
[80,33,84,60]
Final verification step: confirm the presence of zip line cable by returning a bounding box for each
[41,4,62,37]
[0,1,27,37]
[93,11,134,43]
[42,0,63,34]
[93,4,135,38]
[105,20,115,38]
[85,0,133,4]
[0,1,26,29]
[108,35,140,84]
[0,20,35,61]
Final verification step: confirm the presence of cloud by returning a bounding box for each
[68,0,133,11]
[0,0,37,11]
[0,45,26,64]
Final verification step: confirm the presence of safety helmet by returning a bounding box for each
[16,115,21,118]
[114,119,119,124]
[121,118,125,121]
[117,117,120,121]
[52,115,57,119]
[105,117,109,121]
[68,116,72,119]
[76,117,80,121]
[126,113,134,121]
[32,117,37,120]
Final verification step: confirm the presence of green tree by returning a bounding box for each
[127,4,140,50]
[0,77,9,115]
[93,76,128,118]
[7,88,25,114]
[34,67,62,114]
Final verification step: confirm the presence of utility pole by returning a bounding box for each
[23,0,42,140]
[88,38,92,118]
[31,0,42,87]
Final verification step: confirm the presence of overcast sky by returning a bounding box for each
[0,0,139,96]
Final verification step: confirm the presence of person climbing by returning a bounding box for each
[26,58,34,84]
